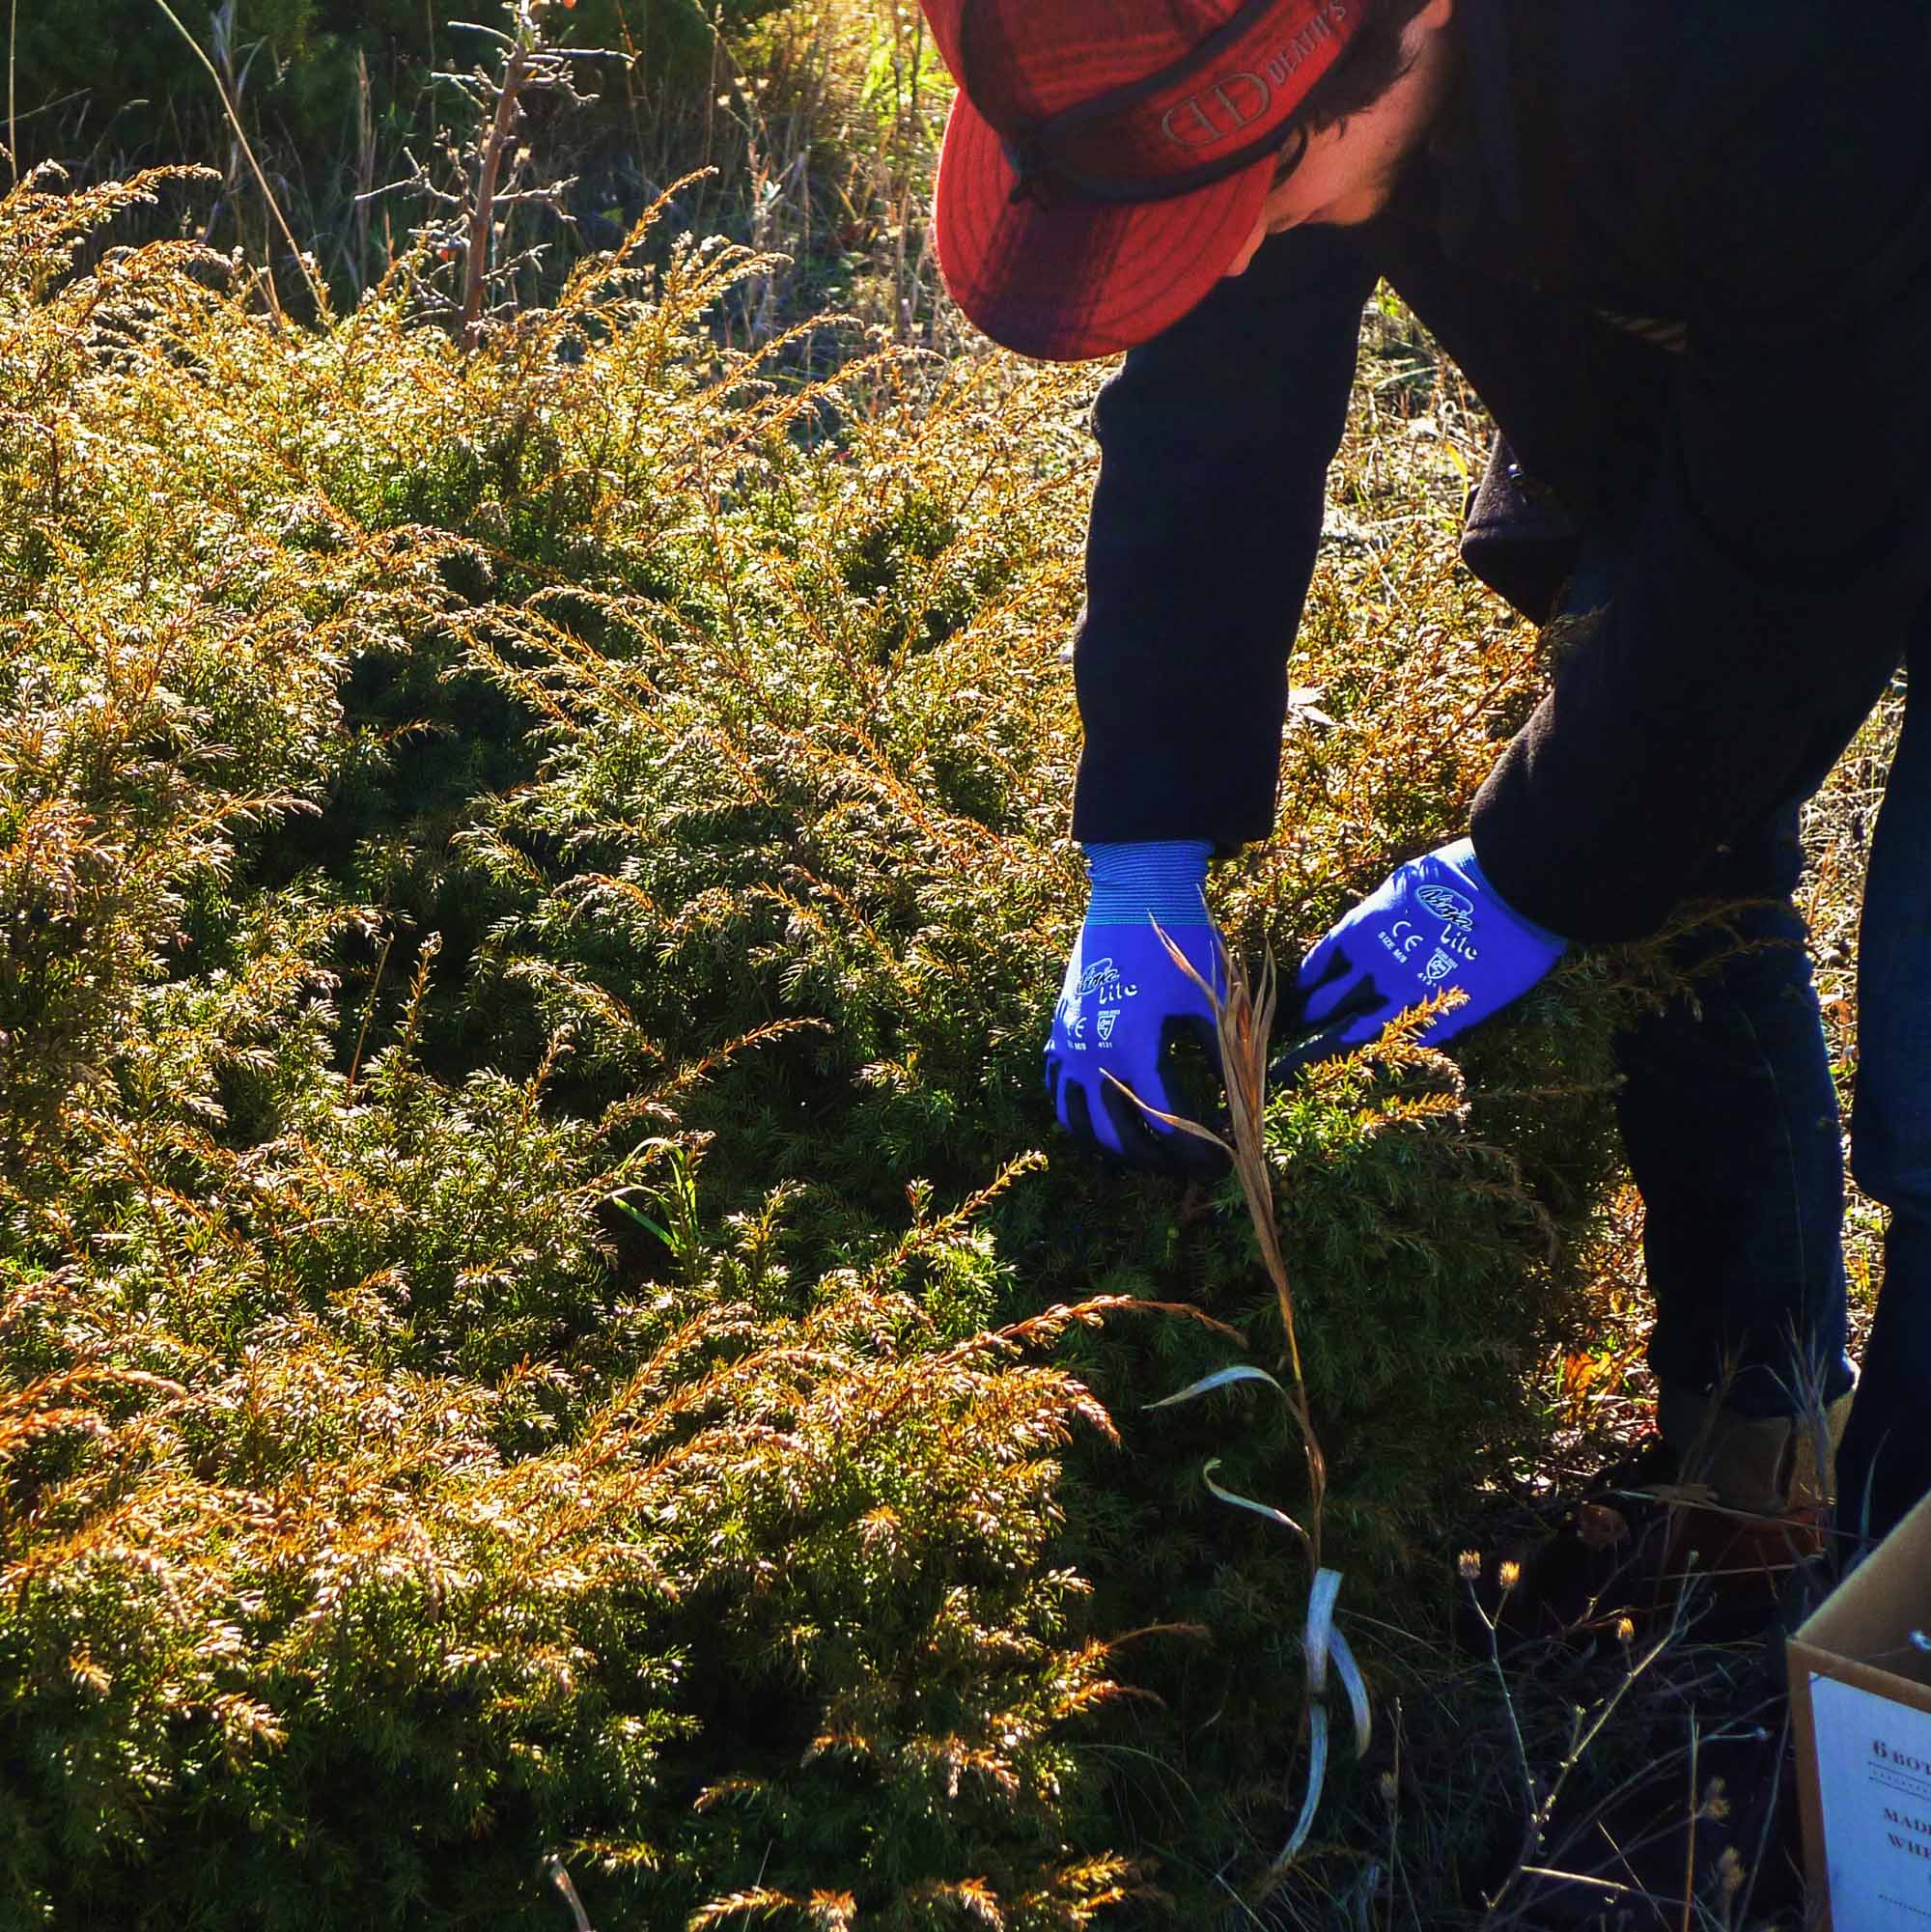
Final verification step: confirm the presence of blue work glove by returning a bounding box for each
[1045,840,1228,1178]
[1276,838,1565,1078]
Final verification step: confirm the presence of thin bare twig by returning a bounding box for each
[462,31,532,350]
[1681,1715,1699,1932]
[6,0,16,187]
[347,930,396,1090]
[149,0,327,320]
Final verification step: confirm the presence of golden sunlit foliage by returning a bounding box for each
[0,166,1645,1924]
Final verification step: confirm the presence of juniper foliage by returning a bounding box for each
[0,171,1640,1923]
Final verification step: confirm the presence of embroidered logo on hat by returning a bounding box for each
[919,0,1365,359]
[1162,4,1352,151]
[948,0,1358,202]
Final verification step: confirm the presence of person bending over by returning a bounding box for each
[913,0,1931,1546]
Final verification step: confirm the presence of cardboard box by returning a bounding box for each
[1789,1491,1931,1931]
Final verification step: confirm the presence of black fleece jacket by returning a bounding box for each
[1067,0,1931,942]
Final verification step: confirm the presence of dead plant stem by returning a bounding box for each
[150,0,326,320]
[348,931,395,1090]
[1681,1715,1698,1932]
[462,30,531,351]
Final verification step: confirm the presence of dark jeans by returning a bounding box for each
[1564,560,1929,1539]
[1842,643,1931,1540]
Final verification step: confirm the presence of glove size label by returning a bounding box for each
[1379,883,1478,987]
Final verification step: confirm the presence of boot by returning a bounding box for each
[1655,1381,1857,1516]
[1476,1384,1855,1653]
[1652,1382,1858,1609]
[1789,1386,1858,1515]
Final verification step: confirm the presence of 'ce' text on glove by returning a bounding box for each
[1277,837,1565,1078]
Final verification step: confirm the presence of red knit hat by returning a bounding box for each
[922,0,1364,361]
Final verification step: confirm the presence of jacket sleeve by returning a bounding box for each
[1069,222,1376,849]
[1470,54,1931,942]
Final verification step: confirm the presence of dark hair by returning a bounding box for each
[1272,0,1439,173]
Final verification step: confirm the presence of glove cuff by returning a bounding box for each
[1449,838,1567,950]
[1082,840,1213,927]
